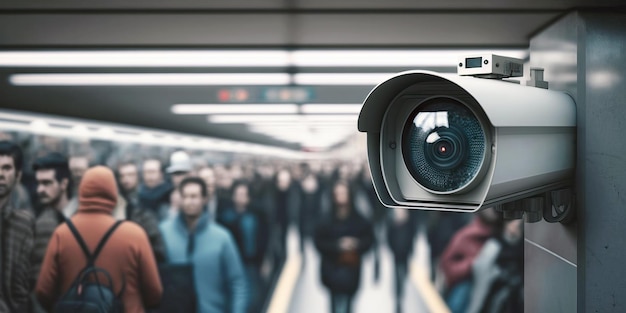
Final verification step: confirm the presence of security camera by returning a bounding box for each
[358,70,576,212]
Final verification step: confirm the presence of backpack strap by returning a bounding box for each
[64,217,124,266]
[64,217,92,262]
[91,221,123,264]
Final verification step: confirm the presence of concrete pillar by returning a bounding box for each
[526,11,626,313]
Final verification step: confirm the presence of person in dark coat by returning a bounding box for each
[271,169,300,260]
[0,141,35,312]
[117,158,141,210]
[31,152,72,286]
[386,208,418,313]
[114,194,167,264]
[115,160,167,263]
[198,166,230,223]
[138,158,173,221]
[298,172,323,253]
[314,180,374,313]
[218,181,269,313]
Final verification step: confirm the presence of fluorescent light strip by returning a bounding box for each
[0,51,290,67]
[262,132,355,142]
[250,126,355,132]
[208,114,358,123]
[300,104,363,114]
[253,130,355,138]
[172,104,299,114]
[262,132,353,145]
[9,73,291,86]
[293,73,395,85]
[10,73,386,86]
[248,124,356,148]
[1,109,356,151]
[173,103,363,115]
[0,110,305,158]
[0,49,527,68]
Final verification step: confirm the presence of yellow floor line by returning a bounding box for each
[266,254,303,313]
[410,262,451,313]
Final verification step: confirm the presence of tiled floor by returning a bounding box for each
[288,229,432,313]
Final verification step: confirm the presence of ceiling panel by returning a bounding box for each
[0,0,624,10]
[0,12,557,47]
[0,14,289,47]
[295,13,558,46]
[0,1,624,150]
[295,0,626,10]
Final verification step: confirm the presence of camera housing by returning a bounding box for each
[358,70,576,212]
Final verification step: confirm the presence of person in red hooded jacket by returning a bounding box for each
[35,166,163,313]
[439,207,502,313]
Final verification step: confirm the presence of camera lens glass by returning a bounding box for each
[402,98,486,193]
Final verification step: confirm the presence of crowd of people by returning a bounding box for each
[0,131,523,313]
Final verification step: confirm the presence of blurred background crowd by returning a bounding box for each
[0,129,523,313]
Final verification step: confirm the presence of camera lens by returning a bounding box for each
[402,98,486,193]
[425,127,467,170]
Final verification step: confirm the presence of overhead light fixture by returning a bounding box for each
[71,125,90,138]
[251,128,357,141]
[300,104,363,114]
[172,104,362,115]
[293,73,395,85]
[0,110,306,158]
[172,104,299,115]
[0,49,527,68]
[29,119,49,132]
[0,50,290,67]
[10,72,397,86]
[301,137,352,148]
[249,125,355,132]
[9,73,292,86]
[255,128,355,147]
[207,114,358,123]
[245,121,356,127]
[96,127,115,137]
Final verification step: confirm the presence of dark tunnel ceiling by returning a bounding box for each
[0,0,624,150]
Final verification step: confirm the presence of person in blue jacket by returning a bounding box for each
[160,176,248,313]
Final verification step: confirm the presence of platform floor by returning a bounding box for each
[287,228,433,313]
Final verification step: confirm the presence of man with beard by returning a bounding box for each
[160,177,248,313]
[0,141,35,312]
[31,152,72,285]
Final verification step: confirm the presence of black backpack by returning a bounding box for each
[54,219,126,313]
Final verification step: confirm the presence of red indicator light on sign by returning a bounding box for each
[218,89,231,102]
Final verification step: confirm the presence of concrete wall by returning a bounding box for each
[526,11,626,313]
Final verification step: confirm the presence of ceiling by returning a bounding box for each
[0,0,624,151]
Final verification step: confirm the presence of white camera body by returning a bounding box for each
[358,70,576,212]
